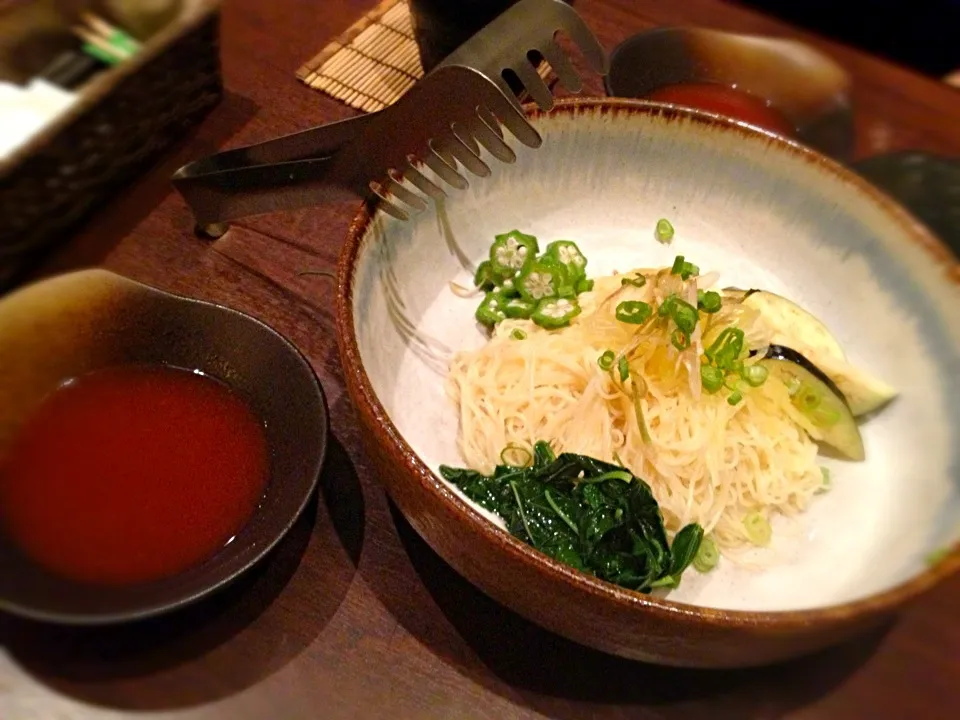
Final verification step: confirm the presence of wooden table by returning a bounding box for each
[2,1,959,718]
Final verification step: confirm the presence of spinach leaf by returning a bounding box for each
[440,446,704,594]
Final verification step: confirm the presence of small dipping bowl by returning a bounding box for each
[605,27,854,160]
[0,270,328,624]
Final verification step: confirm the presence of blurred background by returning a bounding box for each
[731,0,960,79]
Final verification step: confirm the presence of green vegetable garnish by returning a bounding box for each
[576,277,595,294]
[598,350,615,370]
[503,297,537,320]
[697,289,722,314]
[727,390,744,406]
[500,443,533,467]
[816,466,832,494]
[705,327,745,371]
[531,296,581,329]
[615,300,652,325]
[510,328,527,340]
[440,442,704,593]
[475,290,508,327]
[473,260,497,291]
[741,363,769,387]
[620,273,646,288]
[655,218,675,243]
[700,365,724,393]
[671,298,698,334]
[516,258,564,303]
[658,295,698,337]
[630,372,652,444]
[670,255,699,280]
[543,240,588,284]
[692,536,719,573]
[671,329,690,351]
[617,355,630,382]
[743,512,772,546]
[499,277,520,298]
[490,230,538,280]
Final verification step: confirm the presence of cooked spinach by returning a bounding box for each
[439,442,703,593]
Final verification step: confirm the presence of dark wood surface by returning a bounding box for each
[3,1,959,717]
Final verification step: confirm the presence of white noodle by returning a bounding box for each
[446,267,824,556]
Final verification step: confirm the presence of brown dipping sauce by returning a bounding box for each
[646,82,796,138]
[0,365,269,586]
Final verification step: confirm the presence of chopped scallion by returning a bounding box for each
[741,363,769,387]
[700,365,724,393]
[500,444,533,467]
[727,390,744,406]
[670,254,699,280]
[697,289,722,314]
[798,387,822,411]
[598,350,615,370]
[510,328,527,340]
[615,300,653,325]
[658,294,677,318]
[705,327,745,370]
[655,218,675,243]
[618,355,629,382]
[620,273,647,288]
[671,328,690,351]
[817,466,832,494]
[692,536,719,573]
[630,372,652,444]
[743,512,772,546]
[670,298,698,333]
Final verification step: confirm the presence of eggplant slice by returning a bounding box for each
[760,345,865,461]
[725,288,897,417]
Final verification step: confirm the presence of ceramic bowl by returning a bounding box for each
[336,98,960,668]
[0,270,329,624]
[604,27,854,161]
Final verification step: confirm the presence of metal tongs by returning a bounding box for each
[171,0,609,236]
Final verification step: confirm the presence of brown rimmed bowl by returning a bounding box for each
[336,98,960,668]
[0,270,328,625]
[604,27,854,161]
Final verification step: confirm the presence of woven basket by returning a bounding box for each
[0,0,224,292]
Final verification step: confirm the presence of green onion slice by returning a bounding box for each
[817,466,833,494]
[620,273,647,288]
[700,365,724,393]
[615,300,653,325]
[500,443,533,467]
[741,363,769,387]
[655,218,675,243]
[743,512,772,546]
[671,328,690,351]
[697,289,722,314]
[692,536,719,573]
[598,350,616,370]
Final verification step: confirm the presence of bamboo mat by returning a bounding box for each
[296,0,553,113]
[296,0,423,113]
